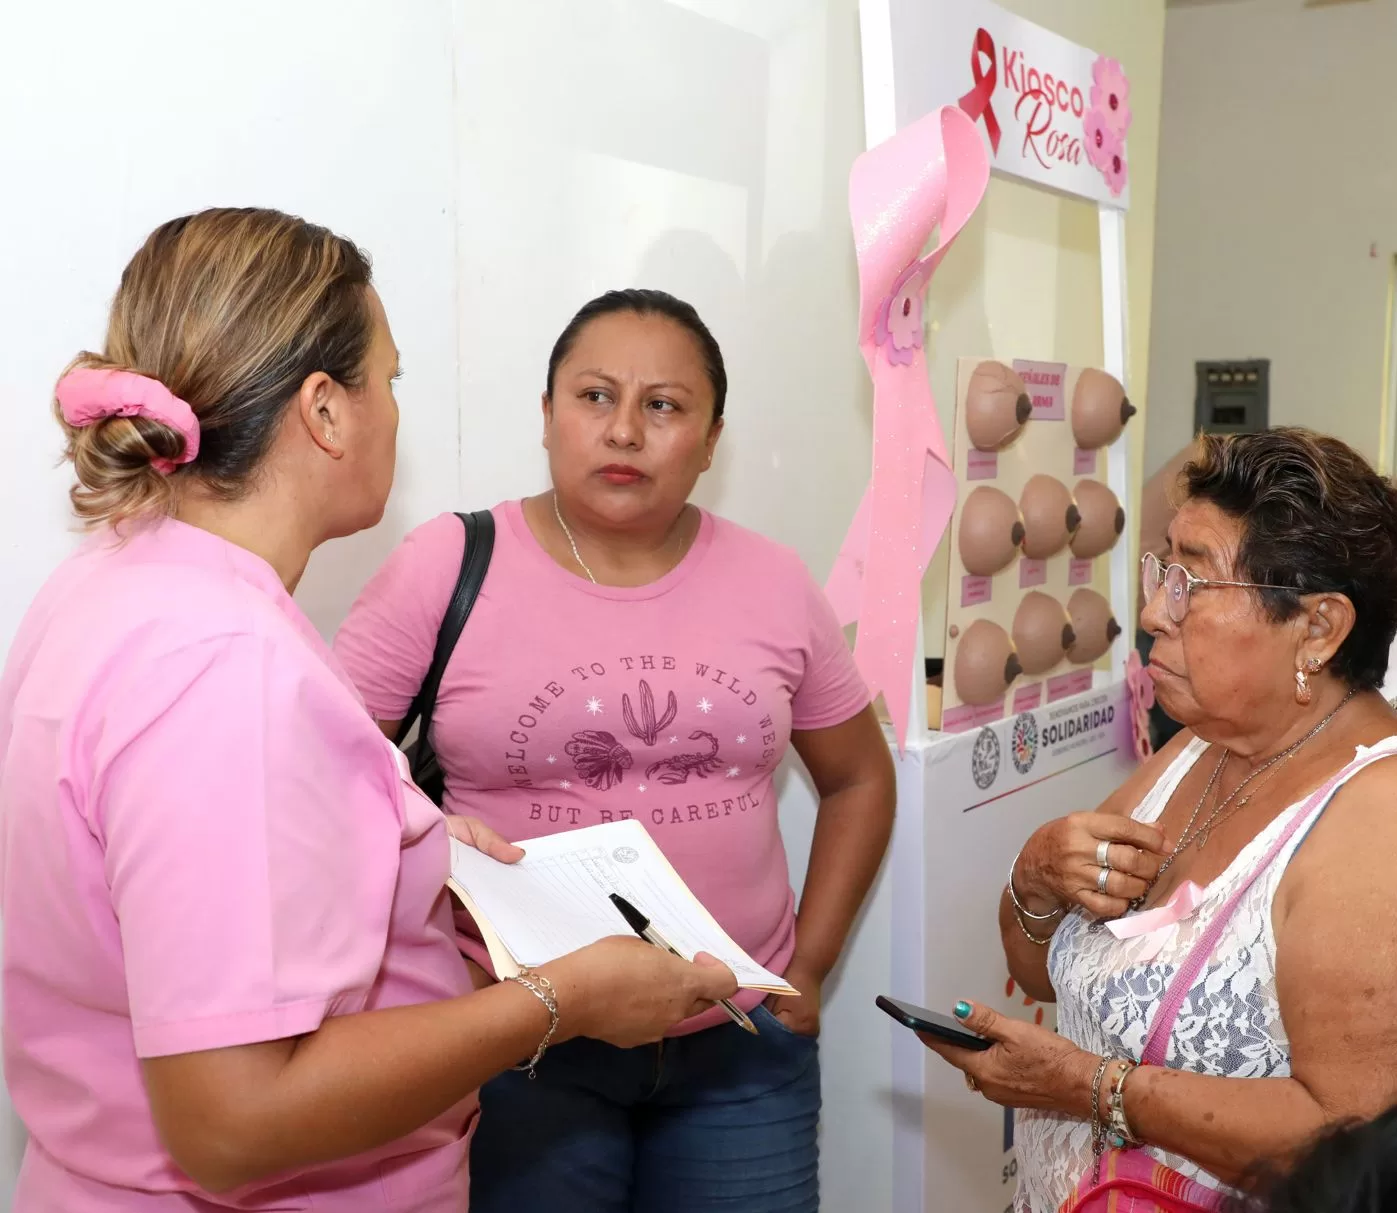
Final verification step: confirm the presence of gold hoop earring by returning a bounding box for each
[1295,668,1312,705]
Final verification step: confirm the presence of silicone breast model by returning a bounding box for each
[959,486,1026,576]
[965,360,1033,451]
[953,619,1023,706]
[1069,479,1126,560]
[1066,588,1122,664]
[1012,592,1076,676]
[1071,368,1137,450]
[1019,475,1081,560]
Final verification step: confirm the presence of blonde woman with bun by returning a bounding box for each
[0,207,735,1211]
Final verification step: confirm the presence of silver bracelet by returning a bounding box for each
[1106,1059,1141,1148]
[1088,1054,1113,1172]
[509,968,558,1079]
[1008,850,1064,921]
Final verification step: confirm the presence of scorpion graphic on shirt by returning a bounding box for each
[644,730,724,785]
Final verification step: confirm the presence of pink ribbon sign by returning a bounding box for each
[825,107,990,748]
[958,28,1002,154]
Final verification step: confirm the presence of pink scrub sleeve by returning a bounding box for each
[790,570,872,732]
[334,513,464,723]
[91,633,406,1058]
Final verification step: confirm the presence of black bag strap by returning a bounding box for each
[394,510,495,751]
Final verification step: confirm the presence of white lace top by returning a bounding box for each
[1014,736,1397,1213]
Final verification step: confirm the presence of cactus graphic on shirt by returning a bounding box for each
[644,731,724,785]
[564,730,634,790]
[621,679,678,747]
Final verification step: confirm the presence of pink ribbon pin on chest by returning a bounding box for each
[1105,881,1205,963]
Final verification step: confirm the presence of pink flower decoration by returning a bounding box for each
[1125,650,1155,762]
[1103,145,1128,197]
[1082,108,1119,172]
[874,260,930,367]
[1090,56,1132,137]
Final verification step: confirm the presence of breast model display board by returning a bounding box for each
[939,358,1133,732]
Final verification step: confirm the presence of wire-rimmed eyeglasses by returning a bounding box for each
[1140,552,1294,624]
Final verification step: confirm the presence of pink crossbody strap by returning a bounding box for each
[1141,742,1397,1066]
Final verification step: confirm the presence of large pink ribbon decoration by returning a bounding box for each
[825,107,990,748]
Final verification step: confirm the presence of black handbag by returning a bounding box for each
[394,510,495,805]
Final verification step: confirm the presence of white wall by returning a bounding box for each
[0,0,463,644]
[1146,0,1397,475]
[0,1,884,1207]
[450,1,872,588]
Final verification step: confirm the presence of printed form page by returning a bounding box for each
[448,819,794,992]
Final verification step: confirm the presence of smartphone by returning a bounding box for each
[875,994,993,1051]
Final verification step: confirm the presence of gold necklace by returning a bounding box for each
[551,493,691,586]
[553,493,597,584]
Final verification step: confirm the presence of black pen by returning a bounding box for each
[608,893,758,1034]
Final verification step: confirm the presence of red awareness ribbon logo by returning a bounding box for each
[957,27,1002,155]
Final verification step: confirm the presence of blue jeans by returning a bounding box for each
[468,1005,820,1213]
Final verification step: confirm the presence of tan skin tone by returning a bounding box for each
[379,310,896,1034]
[142,289,738,1194]
[924,498,1397,1185]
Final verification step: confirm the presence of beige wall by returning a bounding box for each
[922,0,1168,651]
[1147,0,1397,476]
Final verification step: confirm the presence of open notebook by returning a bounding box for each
[447,818,797,995]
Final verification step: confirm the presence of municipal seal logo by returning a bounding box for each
[612,847,639,864]
[971,727,1001,790]
[1010,713,1039,775]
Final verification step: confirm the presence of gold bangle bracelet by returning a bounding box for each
[1011,904,1056,946]
[508,968,559,1079]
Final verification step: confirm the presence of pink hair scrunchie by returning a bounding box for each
[56,368,201,475]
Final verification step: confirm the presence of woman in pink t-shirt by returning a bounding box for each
[0,212,735,1212]
[335,290,898,1211]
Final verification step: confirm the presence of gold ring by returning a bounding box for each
[965,1073,979,1093]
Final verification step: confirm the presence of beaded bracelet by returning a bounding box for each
[1010,904,1056,946]
[509,968,559,1079]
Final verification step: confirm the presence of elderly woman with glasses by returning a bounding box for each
[920,429,1397,1212]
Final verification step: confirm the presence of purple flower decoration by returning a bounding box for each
[1090,56,1132,138]
[874,260,930,367]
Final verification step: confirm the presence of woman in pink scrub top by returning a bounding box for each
[335,290,899,1212]
[0,209,735,1212]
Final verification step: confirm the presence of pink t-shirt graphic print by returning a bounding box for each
[335,501,869,1027]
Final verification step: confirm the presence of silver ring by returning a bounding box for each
[1096,840,1112,869]
[1097,866,1111,894]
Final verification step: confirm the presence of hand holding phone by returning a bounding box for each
[875,994,992,1050]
